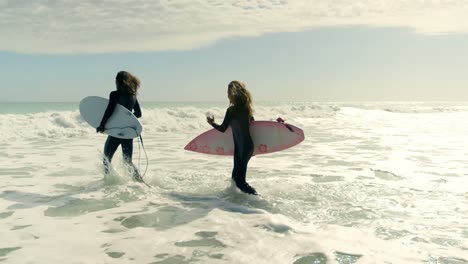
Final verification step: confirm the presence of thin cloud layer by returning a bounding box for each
[1,0,467,54]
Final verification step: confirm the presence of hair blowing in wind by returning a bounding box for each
[116,71,140,95]
[228,80,254,118]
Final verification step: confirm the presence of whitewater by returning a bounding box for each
[0,102,467,263]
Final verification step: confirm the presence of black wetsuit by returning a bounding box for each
[211,106,257,195]
[100,91,142,174]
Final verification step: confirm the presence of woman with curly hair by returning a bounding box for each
[207,80,257,195]
[97,71,142,181]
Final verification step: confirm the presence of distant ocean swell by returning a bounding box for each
[1,102,468,141]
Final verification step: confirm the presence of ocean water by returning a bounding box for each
[0,101,467,264]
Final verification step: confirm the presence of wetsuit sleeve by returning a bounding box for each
[133,99,142,118]
[211,108,233,132]
[99,92,118,128]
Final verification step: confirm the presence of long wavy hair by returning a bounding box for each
[228,80,253,118]
[115,71,140,95]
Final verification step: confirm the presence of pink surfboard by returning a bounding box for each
[184,119,305,156]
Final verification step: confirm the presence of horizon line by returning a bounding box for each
[2,100,468,104]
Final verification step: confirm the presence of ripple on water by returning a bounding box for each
[47,168,90,177]
[0,171,32,178]
[430,236,461,248]
[0,211,13,219]
[152,251,223,264]
[427,255,468,264]
[294,253,328,264]
[463,230,468,239]
[334,251,362,264]
[372,169,403,181]
[175,231,225,248]
[101,228,126,234]
[257,223,293,234]
[325,206,377,226]
[53,184,88,193]
[44,198,119,217]
[10,225,31,231]
[151,255,191,264]
[0,247,21,257]
[311,174,345,183]
[375,227,412,240]
[1,190,64,210]
[118,206,192,230]
[106,252,125,259]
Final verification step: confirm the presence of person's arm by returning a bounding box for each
[97,92,118,132]
[133,99,142,118]
[209,108,233,132]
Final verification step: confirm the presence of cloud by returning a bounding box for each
[1,0,468,54]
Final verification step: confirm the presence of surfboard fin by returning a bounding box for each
[276,117,294,132]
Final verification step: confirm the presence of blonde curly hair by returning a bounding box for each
[228,80,253,118]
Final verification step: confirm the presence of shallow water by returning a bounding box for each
[0,102,467,263]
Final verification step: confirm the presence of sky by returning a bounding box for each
[1,0,468,102]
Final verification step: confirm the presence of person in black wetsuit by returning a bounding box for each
[96,71,142,181]
[207,80,257,195]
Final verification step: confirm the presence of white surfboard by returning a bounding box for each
[79,96,142,139]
